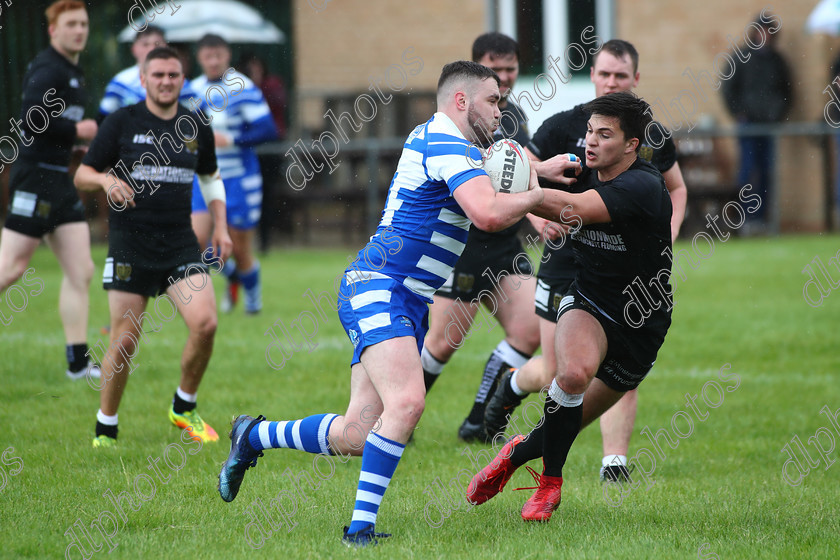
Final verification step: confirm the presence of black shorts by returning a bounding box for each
[556,290,668,392]
[4,162,86,238]
[436,230,533,301]
[534,278,574,322]
[534,240,575,315]
[103,228,208,297]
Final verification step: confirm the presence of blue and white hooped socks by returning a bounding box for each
[248,413,338,454]
[346,432,405,534]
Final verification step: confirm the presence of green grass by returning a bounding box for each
[1,234,840,559]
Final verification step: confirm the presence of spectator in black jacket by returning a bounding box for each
[722,16,792,233]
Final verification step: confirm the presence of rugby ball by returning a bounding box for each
[483,139,531,194]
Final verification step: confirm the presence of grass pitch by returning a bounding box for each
[1,234,839,559]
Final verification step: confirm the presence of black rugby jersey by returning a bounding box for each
[82,102,216,231]
[18,46,88,167]
[528,103,676,285]
[572,157,672,330]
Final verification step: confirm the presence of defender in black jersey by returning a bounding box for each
[74,48,232,447]
[421,33,544,442]
[483,40,688,482]
[468,91,673,522]
[0,1,100,380]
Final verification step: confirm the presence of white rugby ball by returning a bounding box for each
[483,139,531,194]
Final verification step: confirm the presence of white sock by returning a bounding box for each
[602,454,627,467]
[509,369,527,396]
[420,346,445,375]
[97,409,118,425]
[548,379,584,407]
[495,340,529,368]
[176,387,197,403]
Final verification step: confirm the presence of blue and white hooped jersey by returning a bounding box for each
[190,71,276,184]
[98,65,197,117]
[350,112,487,302]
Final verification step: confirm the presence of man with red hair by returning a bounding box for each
[0,0,99,379]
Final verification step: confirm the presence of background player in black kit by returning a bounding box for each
[468,91,673,522]
[421,33,560,442]
[484,40,687,481]
[75,47,233,447]
[0,0,99,380]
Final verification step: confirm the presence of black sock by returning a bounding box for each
[66,343,89,372]
[542,398,583,478]
[172,393,196,414]
[510,422,546,467]
[423,369,440,393]
[501,375,521,400]
[466,356,511,424]
[96,421,118,439]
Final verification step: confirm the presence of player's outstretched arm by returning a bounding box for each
[533,188,610,227]
[453,173,543,232]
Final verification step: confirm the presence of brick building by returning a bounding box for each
[289,0,838,233]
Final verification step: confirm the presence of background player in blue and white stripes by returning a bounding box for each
[421,33,548,443]
[218,60,578,547]
[97,25,196,123]
[190,34,278,315]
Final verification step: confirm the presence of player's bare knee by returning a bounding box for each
[392,395,425,427]
[0,261,28,289]
[112,332,140,358]
[81,258,95,284]
[506,324,540,354]
[557,365,594,394]
[191,313,217,339]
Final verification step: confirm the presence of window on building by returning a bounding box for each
[502,0,609,79]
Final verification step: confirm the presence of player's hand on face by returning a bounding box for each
[103,175,136,209]
[536,154,581,186]
[75,119,98,141]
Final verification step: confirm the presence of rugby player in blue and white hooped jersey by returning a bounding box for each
[190,33,277,315]
[97,26,197,123]
[218,61,578,547]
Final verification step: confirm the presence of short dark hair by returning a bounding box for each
[437,60,500,93]
[594,39,639,74]
[135,25,165,43]
[142,46,182,72]
[582,91,652,152]
[472,32,519,62]
[197,33,229,51]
